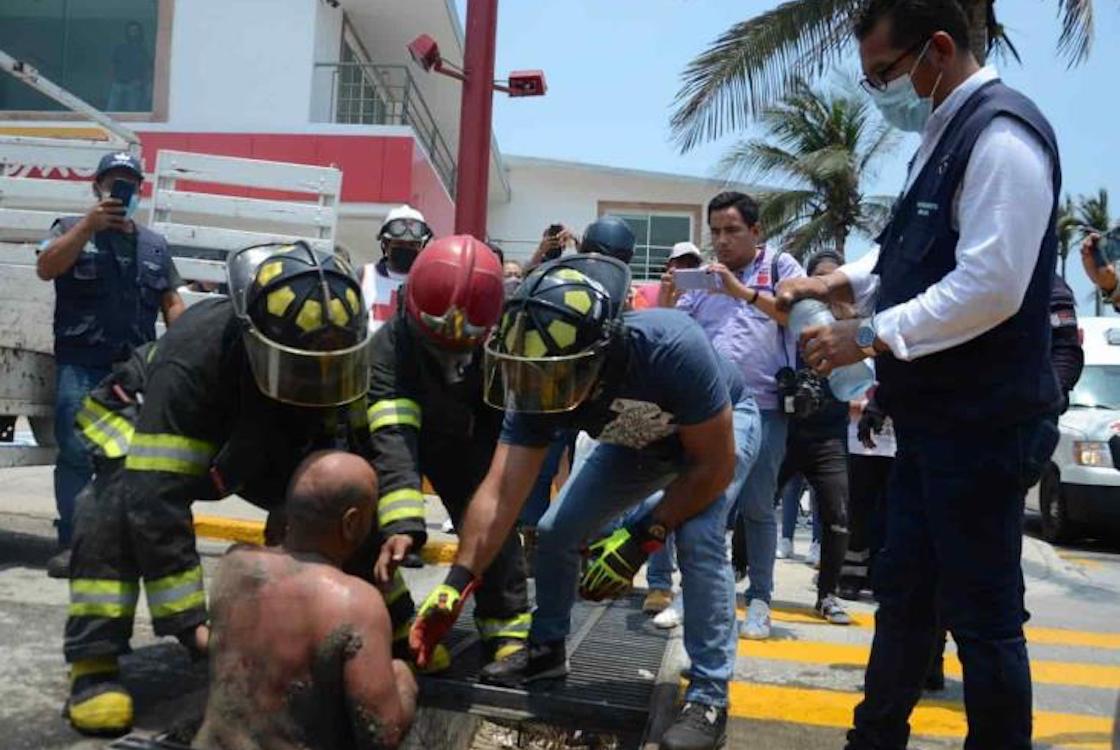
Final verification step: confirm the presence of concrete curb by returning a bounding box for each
[192,515,459,565]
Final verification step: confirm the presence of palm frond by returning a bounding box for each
[717,141,803,184]
[1056,0,1095,67]
[670,0,862,151]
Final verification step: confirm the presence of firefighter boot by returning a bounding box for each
[478,638,529,686]
[64,656,133,737]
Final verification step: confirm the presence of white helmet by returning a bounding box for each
[379,204,432,245]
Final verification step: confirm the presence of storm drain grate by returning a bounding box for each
[418,594,671,734]
[108,735,191,750]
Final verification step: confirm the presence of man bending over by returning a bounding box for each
[194,451,417,750]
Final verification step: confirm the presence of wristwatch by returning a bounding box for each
[856,318,879,358]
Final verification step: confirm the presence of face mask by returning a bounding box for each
[387,245,419,274]
[503,277,522,297]
[869,41,942,133]
[124,193,140,219]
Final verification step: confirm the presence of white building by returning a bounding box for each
[0,0,738,280]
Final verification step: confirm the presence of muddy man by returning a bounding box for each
[194,451,418,750]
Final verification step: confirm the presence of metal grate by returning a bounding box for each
[108,735,192,750]
[418,594,671,734]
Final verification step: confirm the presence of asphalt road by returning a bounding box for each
[0,463,1117,749]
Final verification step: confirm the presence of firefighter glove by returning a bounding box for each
[409,564,479,669]
[579,522,665,602]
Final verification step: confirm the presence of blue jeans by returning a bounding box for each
[646,532,676,591]
[779,474,806,540]
[846,416,1059,750]
[53,363,110,546]
[519,434,570,526]
[532,397,761,707]
[731,409,788,604]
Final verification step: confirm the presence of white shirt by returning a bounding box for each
[841,67,1055,361]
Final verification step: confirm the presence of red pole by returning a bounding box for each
[453,0,499,239]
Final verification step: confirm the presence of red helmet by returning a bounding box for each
[405,235,504,350]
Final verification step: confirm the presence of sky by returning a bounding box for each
[455,0,1120,312]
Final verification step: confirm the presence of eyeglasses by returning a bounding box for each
[859,39,930,93]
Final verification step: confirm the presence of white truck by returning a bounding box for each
[1028,316,1120,542]
[0,47,343,468]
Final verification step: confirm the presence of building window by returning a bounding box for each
[0,0,160,113]
[614,212,695,281]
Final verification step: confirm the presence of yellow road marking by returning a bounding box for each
[1057,552,1104,570]
[738,604,1120,650]
[738,639,1120,689]
[728,681,1114,749]
[193,515,457,565]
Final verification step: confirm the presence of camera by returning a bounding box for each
[776,367,828,419]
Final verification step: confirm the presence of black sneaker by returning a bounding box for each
[482,639,567,687]
[660,702,727,750]
[47,548,71,579]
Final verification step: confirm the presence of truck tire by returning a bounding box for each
[29,416,56,448]
[1039,463,1077,545]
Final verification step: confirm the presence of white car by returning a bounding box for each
[1028,317,1120,542]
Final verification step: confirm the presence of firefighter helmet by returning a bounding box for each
[405,235,504,351]
[227,241,370,407]
[579,215,636,264]
[484,254,631,413]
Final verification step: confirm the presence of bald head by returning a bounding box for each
[286,451,378,546]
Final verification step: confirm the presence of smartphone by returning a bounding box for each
[544,223,564,261]
[1097,228,1120,267]
[672,268,722,292]
[109,178,136,209]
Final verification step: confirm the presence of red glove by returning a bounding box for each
[408,565,479,669]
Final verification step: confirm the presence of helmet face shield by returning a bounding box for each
[243,329,371,407]
[483,337,608,413]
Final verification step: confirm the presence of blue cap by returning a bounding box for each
[95,151,144,181]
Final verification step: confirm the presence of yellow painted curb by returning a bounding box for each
[193,514,459,565]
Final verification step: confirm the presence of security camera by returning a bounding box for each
[408,34,442,73]
[507,70,547,97]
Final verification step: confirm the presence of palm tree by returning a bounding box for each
[719,79,897,259]
[1056,194,1078,278]
[671,1,1098,150]
[1077,189,1113,314]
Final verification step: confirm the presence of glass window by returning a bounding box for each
[616,212,694,281]
[0,0,159,113]
[335,32,390,125]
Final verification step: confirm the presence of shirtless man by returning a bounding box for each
[194,451,417,750]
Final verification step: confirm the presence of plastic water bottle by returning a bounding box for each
[788,300,875,401]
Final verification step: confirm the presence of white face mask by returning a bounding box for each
[868,40,943,133]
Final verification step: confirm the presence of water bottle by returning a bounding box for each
[788,300,875,401]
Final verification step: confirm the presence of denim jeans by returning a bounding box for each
[532,397,761,707]
[645,532,676,591]
[730,409,788,604]
[53,363,110,546]
[846,415,1059,750]
[779,473,806,540]
[519,434,570,527]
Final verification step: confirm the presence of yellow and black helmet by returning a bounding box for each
[227,242,370,407]
[484,254,630,413]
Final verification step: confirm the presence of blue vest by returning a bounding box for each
[52,217,171,367]
[873,81,1061,432]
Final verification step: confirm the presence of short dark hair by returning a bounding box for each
[806,249,845,276]
[708,191,760,227]
[287,479,369,537]
[854,0,972,53]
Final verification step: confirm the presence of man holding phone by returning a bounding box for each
[36,151,183,578]
[1080,231,1120,311]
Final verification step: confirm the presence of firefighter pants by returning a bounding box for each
[64,458,418,662]
[424,434,531,643]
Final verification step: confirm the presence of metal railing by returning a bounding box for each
[312,63,456,197]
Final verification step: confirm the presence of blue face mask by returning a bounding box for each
[868,41,943,133]
[124,192,140,220]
